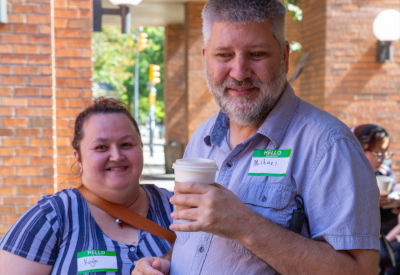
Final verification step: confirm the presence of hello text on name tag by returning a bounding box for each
[248,149,291,177]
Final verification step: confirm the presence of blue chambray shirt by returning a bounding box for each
[170,84,380,275]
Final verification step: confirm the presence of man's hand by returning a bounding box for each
[169,181,253,239]
[131,257,170,275]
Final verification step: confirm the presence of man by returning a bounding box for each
[133,0,380,274]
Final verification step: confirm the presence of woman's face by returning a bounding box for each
[74,113,143,202]
[365,137,390,172]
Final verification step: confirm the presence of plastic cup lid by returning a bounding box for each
[172,158,218,173]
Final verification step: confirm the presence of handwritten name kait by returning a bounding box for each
[83,257,99,267]
[77,250,118,274]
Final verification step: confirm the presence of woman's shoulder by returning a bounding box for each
[142,184,173,200]
[37,188,83,209]
[142,184,174,216]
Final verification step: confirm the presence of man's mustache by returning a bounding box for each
[222,78,261,90]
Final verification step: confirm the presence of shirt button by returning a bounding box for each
[199,246,205,253]
[226,161,232,168]
[129,247,136,252]
[261,195,267,202]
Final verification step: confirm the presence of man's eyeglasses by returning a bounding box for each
[371,151,394,162]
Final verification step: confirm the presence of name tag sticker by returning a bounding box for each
[248,149,291,177]
[77,250,118,274]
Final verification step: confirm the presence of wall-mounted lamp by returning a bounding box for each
[373,9,400,62]
[0,0,7,24]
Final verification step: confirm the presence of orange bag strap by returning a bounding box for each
[78,185,176,244]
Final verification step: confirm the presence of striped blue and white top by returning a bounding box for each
[0,185,174,274]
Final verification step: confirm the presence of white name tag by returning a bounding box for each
[248,149,291,177]
[77,250,118,274]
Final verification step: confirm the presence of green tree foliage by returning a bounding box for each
[93,27,134,96]
[284,0,302,22]
[93,27,165,124]
[283,0,303,52]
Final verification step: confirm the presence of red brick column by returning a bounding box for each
[164,24,187,145]
[186,2,218,139]
[0,0,54,234]
[0,0,92,235]
[54,0,92,190]
[163,23,187,172]
[297,0,327,109]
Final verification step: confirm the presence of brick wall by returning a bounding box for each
[186,2,219,139]
[0,0,92,235]
[164,2,218,145]
[164,23,187,145]
[296,0,400,174]
[297,0,327,110]
[53,0,93,190]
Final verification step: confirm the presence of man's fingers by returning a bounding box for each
[131,257,168,275]
[151,259,162,271]
[170,220,202,232]
[174,181,215,193]
[151,258,171,273]
[171,207,200,221]
[170,193,202,208]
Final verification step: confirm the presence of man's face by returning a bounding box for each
[203,20,289,126]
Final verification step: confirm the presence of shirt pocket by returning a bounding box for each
[239,178,296,227]
[229,179,296,255]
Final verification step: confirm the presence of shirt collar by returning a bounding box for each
[257,84,299,148]
[204,84,299,148]
[204,111,229,146]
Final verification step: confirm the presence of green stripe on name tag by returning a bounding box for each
[252,149,291,158]
[78,268,118,274]
[248,172,287,177]
[77,250,116,258]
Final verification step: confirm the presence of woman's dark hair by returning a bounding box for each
[353,124,389,151]
[72,97,141,157]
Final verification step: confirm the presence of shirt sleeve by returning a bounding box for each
[304,135,380,250]
[0,197,60,265]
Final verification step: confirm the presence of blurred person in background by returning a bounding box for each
[353,124,395,225]
[354,123,399,275]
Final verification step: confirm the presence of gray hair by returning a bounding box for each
[202,0,286,47]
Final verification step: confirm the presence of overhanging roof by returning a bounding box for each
[101,0,206,27]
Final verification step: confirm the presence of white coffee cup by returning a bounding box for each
[376,175,395,194]
[172,158,218,211]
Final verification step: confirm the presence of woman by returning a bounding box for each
[353,124,394,208]
[354,124,392,175]
[0,98,174,274]
[354,124,398,274]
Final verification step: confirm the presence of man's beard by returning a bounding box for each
[205,59,287,126]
